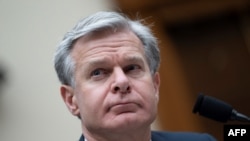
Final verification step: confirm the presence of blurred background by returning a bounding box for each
[0,0,250,141]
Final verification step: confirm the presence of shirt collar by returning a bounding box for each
[85,139,152,141]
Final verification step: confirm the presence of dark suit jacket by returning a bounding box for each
[79,131,217,141]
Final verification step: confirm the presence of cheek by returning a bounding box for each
[76,83,110,117]
[134,80,158,108]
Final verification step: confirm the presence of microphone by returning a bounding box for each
[193,94,250,123]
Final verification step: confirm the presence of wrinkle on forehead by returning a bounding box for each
[86,53,145,68]
[75,28,138,45]
[70,30,145,64]
[73,29,143,51]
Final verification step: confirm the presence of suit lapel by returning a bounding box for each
[151,131,166,141]
[79,135,84,141]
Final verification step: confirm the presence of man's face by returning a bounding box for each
[61,30,160,133]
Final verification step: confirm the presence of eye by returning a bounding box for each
[90,69,106,77]
[125,64,141,72]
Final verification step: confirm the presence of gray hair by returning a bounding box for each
[54,11,160,87]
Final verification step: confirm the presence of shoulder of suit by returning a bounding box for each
[151,130,217,141]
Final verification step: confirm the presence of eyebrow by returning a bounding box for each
[86,57,112,68]
[122,55,145,65]
[84,54,145,70]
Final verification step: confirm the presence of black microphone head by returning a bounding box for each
[193,94,233,122]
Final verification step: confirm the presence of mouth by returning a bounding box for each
[108,102,139,114]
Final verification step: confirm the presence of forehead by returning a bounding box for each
[75,29,142,47]
[70,30,146,62]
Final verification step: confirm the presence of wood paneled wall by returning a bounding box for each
[111,1,250,140]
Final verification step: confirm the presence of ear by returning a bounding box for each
[153,72,160,102]
[60,85,80,116]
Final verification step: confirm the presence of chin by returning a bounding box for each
[107,113,155,131]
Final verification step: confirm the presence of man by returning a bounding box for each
[54,11,217,141]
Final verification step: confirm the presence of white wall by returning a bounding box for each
[0,0,111,140]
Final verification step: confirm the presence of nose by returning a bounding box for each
[111,67,131,94]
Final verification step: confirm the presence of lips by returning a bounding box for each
[108,102,139,114]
